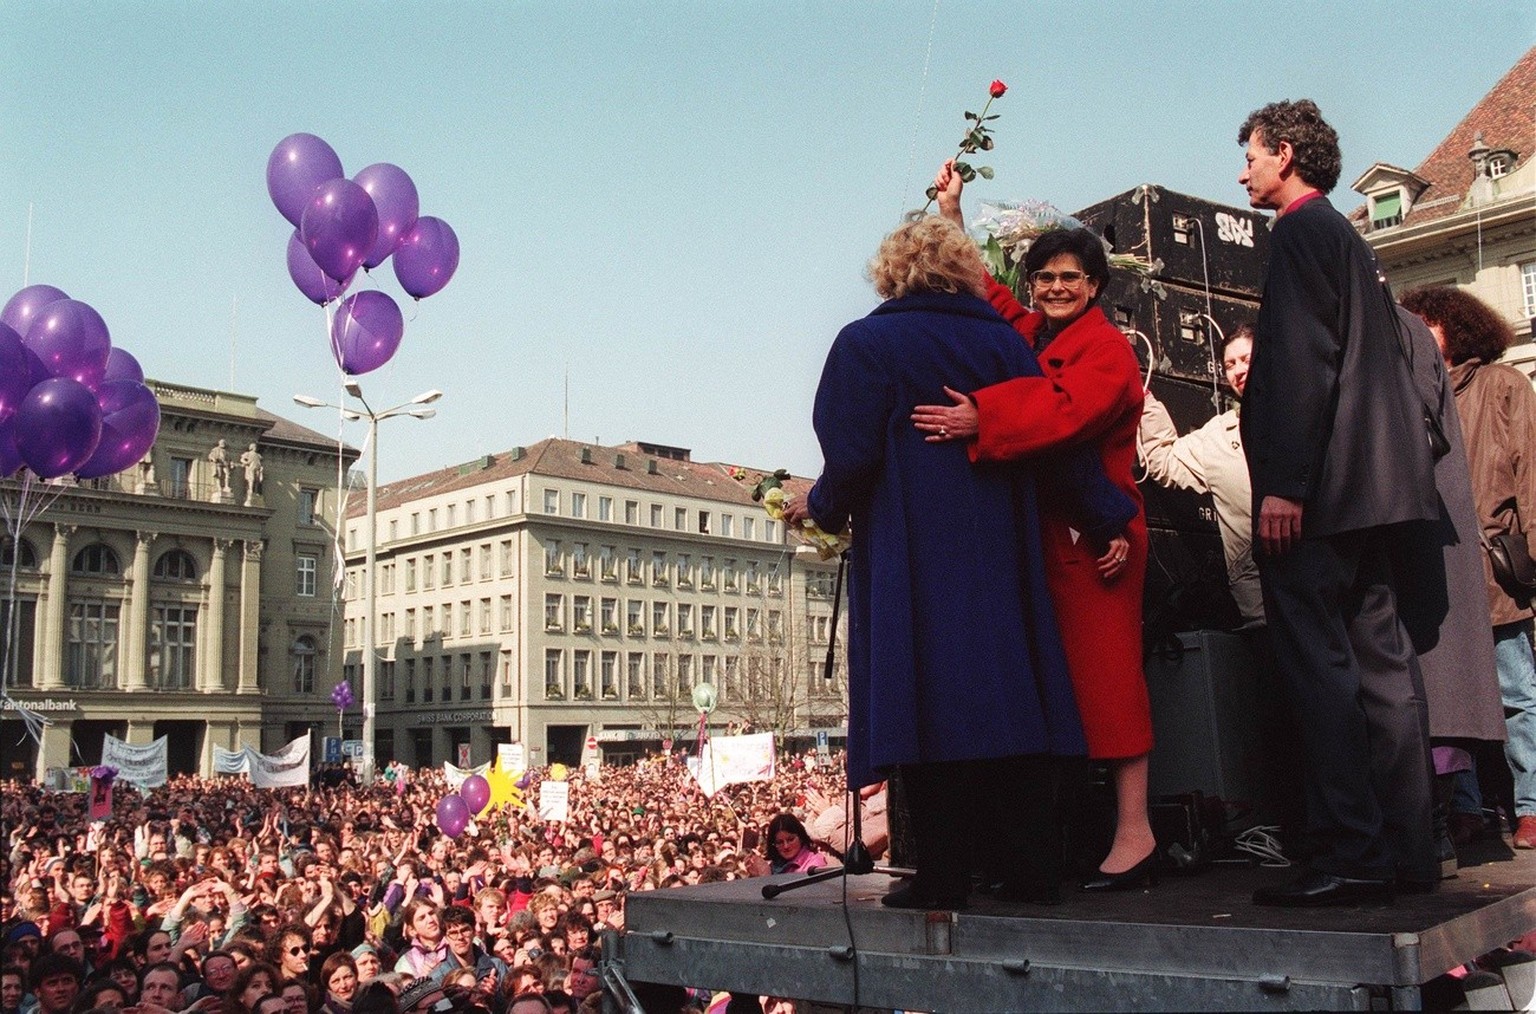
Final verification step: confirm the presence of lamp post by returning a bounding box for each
[294,383,442,784]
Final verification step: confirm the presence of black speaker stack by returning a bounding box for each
[1070,184,1269,637]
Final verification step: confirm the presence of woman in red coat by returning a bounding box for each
[911,162,1156,890]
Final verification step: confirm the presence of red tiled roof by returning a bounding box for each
[1355,46,1535,226]
[354,438,814,518]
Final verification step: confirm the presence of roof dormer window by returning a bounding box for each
[1485,152,1515,179]
[1370,190,1403,230]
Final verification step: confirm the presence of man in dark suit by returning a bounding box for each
[1237,100,1441,906]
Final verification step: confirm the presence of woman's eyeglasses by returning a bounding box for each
[1028,270,1088,287]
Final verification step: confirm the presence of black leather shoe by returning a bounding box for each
[880,883,968,911]
[1253,870,1394,907]
[1080,849,1160,893]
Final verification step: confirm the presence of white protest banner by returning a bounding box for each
[497,742,526,774]
[212,744,252,776]
[247,735,310,789]
[690,732,775,798]
[444,760,490,789]
[538,780,570,823]
[100,735,168,788]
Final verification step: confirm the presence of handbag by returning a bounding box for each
[1486,529,1536,599]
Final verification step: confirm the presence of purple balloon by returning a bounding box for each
[460,774,491,814]
[267,133,345,228]
[286,231,353,305]
[102,348,145,385]
[24,299,112,388]
[75,381,160,479]
[436,794,470,838]
[0,323,31,422]
[0,419,21,478]
[301,179,379,283]
[330,291,403,376]
[2,284,69,336]
[353,163,420,270]
[14,378,102,479]
[393,217,460,299]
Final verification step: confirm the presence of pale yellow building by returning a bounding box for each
[341,439,846,769]
[0,381,356,781]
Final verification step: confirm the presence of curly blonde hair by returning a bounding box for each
[867,216,987,300]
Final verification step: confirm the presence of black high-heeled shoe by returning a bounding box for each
[1079,849,1160,892]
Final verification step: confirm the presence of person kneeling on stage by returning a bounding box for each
[784,216,1135,909]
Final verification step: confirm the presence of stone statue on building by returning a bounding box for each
[136,451,158,495]
[241,444,264,506]
[208,439,231,500]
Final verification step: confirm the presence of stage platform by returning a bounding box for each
[607,839,1536,1011]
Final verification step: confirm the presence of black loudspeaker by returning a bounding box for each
[1143,526,1240,637]
[1135,374,1229,536]
[1144,631,1265,809]
[1103,272,1262,384]
[1074,184,1271,299]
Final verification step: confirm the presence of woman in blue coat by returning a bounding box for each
[784,216,1134,908]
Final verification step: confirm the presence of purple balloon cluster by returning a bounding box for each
[330,681,355,711]
[0,285,161,481]
[266,133,460,377]
[435,774,490,839]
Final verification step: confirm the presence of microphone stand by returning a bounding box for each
[763,550,911,899]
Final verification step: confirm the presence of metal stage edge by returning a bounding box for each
[604,848,1536,1012]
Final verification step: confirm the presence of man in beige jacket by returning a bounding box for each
[1136,326,1263,626]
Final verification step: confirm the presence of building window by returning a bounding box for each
[573,650,593,700]
[724,606,739,641]
[700,556,715,590]
[1523,261,1536,318]
[600,650,619,700]
[460,652,472,699]
[292,635,317,693]
[169,457,193,499]
[678,603,695,639]
[651,550,668,586]
[652,601,670,636]
[652,653,670,698]
[723,559,738,593]
[572,492,587,519]
[676,553,692,589]
[499,595,513,630]
[675,507,687,531]
[721,515,734,538]
[767,564,783,596]
[768,610,784,642]
[500,540,514,576]
[650,504,663,527]
[544,489,560,514]
[0,537,37,569]
[624,652,644,699]
[702,654,717,689]
[698,511,712,535]
[747,607,761,641]
[381,659,396,701]
[446,504,457,528]
[701,604,718,640]
[404,659,416,703]
[745,561,760,593]
[405,559,417,592]
[67,602,119,689]
[599,545,618,582]
[544,649,564,699]
[423,554,435,590]
[465,500,476,524]
[743,516,756,541]
[598,596,618,633]
[573,595,593,633]
[428,508,438,531]
[479,651,493,699]
[625,549,643,584]
[150,606,197,690]
[573,543,591,579]
[71,544,120,576]
[441,553,453,586]
[423,657,435,701]
[599,496,613,522]
[423,605,435,636]
[545,540,564,576]
[724,655,741,699]
[479,598,491,634]
[766,520,779,543]
[411,512,421,535]
[442,602,454,636]
[1370,190,1402,230]
[405,608,417,642]
[152,549,198,580]
[807,570,835,598]
[480,544,492,580]
[296,555,317,597]
[459,548,471,584]
[299,488,319,526]
[624,501,639,525]
[506,489,520,514]
[545,593,564,631]
[627,599,645,637]
[678,654,694,692]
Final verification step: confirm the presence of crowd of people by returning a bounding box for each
[1,755,868,1014]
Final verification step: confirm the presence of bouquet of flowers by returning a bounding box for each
[971,200,1155,303]
[730,467,851,560]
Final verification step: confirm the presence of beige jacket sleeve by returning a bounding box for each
[1137,390,1211,493]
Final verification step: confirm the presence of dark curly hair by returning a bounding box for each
[1023,228,1110,295]
[1400,285,1515,366]
[1238,99,1342,194]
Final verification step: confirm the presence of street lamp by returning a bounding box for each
[294,383,442,783]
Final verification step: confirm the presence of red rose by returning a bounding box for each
[990,80,1007,98]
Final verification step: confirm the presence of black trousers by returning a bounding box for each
[1257,525,1436,880]
[899,754,1064,898]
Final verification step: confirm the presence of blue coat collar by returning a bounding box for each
[869,291,1000,321]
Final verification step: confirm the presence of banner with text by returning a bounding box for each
[538,780,570,823]
[688,732,775,798]
[211,737,311,788]
[100,735,168,788]
[444,760,491,789]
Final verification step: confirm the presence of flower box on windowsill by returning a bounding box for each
[628,625,645,637]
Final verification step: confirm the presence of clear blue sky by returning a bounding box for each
[3,2,1531,483]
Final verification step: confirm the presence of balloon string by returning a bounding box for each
[901,0,942,212]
